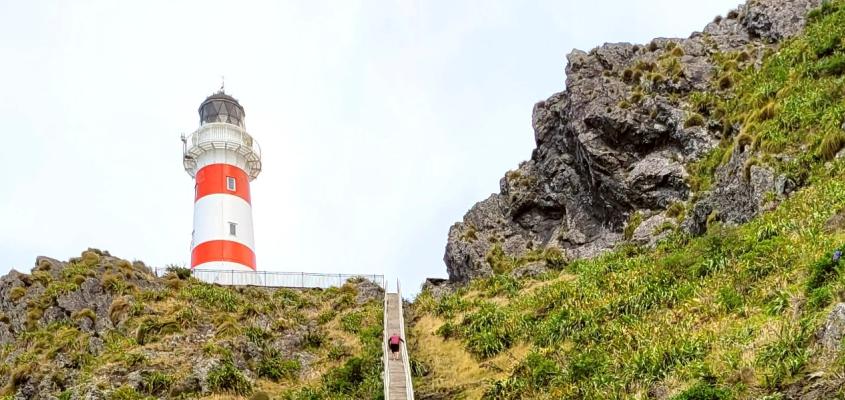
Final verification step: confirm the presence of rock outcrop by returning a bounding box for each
[444,0,821,284]
[0,250,385,399]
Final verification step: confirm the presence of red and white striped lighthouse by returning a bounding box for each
[182,90,262,273]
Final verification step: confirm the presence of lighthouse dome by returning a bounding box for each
[198,91,246,128]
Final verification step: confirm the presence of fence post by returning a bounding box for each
[301,272,304,288]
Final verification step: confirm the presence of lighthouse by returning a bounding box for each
[182,90,262,273]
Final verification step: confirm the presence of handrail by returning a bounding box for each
[397,279,415,400]
[383,282,390,400]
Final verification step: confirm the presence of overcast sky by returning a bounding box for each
[0,0,741,296]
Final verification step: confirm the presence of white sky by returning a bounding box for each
[0,0,741,296]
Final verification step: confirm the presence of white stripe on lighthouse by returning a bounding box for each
[192,193,255,251]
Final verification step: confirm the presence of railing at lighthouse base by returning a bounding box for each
[152,268,385,290]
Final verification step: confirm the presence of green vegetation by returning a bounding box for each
[257,350,302,381]
[411,11,845,390]
[207,359,253,395]
[413,169,845,398]
[689,0,845,189]
[0,251,385,399]
[624,211,645,240]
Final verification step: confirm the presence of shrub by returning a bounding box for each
[26,308,43,328]
[340,311,364,333]
[718,74,733,89]
[32,271,52,286]
[175,306,198,328]
[9,286,26,302]
[717,287,744,313]
[328,343,351,360]
[207,360,253,395]
[244,326,271,346]
[250,392,271,400]
[512,352,562,389]
[109,296,131,324]
[108,386,146,400]
[757,323,809,388]
[666,202,686,219]
[624,211,644,240]
[544,247,566,269]
[274,288,307,309]
[165,265,191,280]
[480,274,522,298]
[182,282,240,311]
[671,382,732,400]
[257,351,301,381]
[806,251,842,292]
[434,294,467,319]
[44,281,78,300]
[81,251,100,266]
[808,286,832,309]
[568,349,608,381]
[486,244,517,274]
[819,131,845,160]
[71,308,96,322]
[436,321,459,340]
[684,113,706,128]
[102,273,132,295]
[317,309,337,325]
[135,318,180,345]
[141,371,174,395]
[630,90,644,103]
[322,356,380,394]
[461,304,517,358]
[302,328,325,349]
[215,319,241,338]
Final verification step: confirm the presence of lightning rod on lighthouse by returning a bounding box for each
[183,90,262,274]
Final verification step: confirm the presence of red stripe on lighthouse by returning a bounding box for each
[195,164,251,204]
[191,240,257,270]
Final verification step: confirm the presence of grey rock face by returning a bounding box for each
[631,214,675,246]
[354,278,385,305]
[817,303,845,351]
[442,0,820,284]
[509,262,549,280]
[420,278,455,300]
[682,146,777,235]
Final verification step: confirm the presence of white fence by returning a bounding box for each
[152,268,385,289]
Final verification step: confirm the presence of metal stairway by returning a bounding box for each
[383,281,414,400]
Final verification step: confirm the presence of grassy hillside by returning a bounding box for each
[0,255,384,400]
[409,2,845,398]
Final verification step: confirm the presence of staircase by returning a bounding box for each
[383,282,414,400]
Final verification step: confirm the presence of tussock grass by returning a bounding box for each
[412,166,845,398]
[687,0,845,187]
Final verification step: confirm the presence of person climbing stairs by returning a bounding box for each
[384,282,414,400]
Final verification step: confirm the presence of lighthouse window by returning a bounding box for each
[226,176,236,191]
[229,222,237,236]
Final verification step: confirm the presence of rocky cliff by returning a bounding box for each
[443,0,822,284]
[0,250,384,399]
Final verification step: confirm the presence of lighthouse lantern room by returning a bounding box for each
[182,90,262,272]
